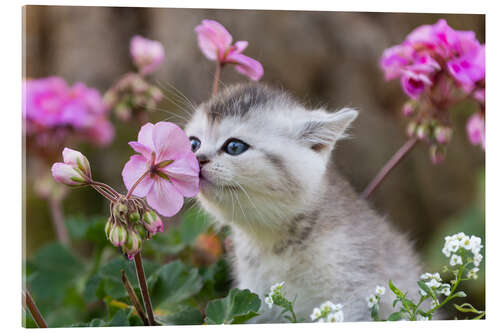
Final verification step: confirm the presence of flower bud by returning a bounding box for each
[430,145,446,164]
[129,211,141,224]
[402,100,416,117]
[149,86,163,103]
[62,148,91,178]
[115,102,132,122]
[123,230,142,260]
[51,163,87,186]
[109,224,127,247]
[406,121,418,138]
[134,224,148,239]
[434,126,453,144]
[113,202,128,221]
[416,124,430,141]
[143,210,163,235]
[105,217,113,239]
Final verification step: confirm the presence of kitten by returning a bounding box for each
[184,83,422,322]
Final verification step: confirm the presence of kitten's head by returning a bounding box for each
[185,83,357,233]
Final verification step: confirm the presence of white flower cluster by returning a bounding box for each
[366,285,385,308]
[310,301,344,323]
[442,232,483,267]
[419,272,451,297]
[264,281,285,309]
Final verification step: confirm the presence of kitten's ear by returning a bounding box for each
[298,108,358,152]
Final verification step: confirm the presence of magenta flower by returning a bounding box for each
[122,122,199,217]
[400,69,433,99]
[130,35,165,75]
[195,19,263,81]
[23,77,114,147]
[467,113,485,150]
[447,45,485,90]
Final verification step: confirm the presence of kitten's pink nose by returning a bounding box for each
[197,154,210,167]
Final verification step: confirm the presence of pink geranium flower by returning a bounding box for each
[130,35,165,75]
[23,77,114,147]
[195,19,263,81]
[122,122,199,217]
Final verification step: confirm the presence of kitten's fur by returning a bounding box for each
[184,83,422,322]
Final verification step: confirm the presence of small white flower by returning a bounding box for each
[367,295,377,308]
[473,253,483,267]
[455,232,466,242]
[420,272,432,280]
[460,236,472,250]
[419,288,427,297]
[270,281,285,295]
[432,273,442,281]
[264,296,273,309]
[467,267,479,280]
[310,307,321,321]
[450,254,463,266]
[447,239,460,253]
[320,301,335,313]
[327,310,344,322]
[442,246,451,258]
[426,278,441,289]
[375,286,386,296]
[470,236,482,255]
[440,283,451,296]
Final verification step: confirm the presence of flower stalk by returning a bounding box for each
[361,137,418,199]
[121,269,149,326]
[22,290,48,328]
[212,62,222,96]
[48,195,70,246]
[134,253,156,325]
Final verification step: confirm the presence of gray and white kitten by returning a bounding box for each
[184,83,422,322]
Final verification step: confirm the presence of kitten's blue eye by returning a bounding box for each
[223,138,249,156]
[190,137,201,152]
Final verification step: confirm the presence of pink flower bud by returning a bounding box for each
[143,210,164,236]
[123,230,142,260]
[109,224,127,247]
[416,124,430,140]
[402,101,416,117]
[407,121,418,138]
[466,113,485,150]
[105,218,113,239]
[130,35,165,75]
[51,163,86,186]
[62,148,91,178]
[434,126,453,144]
[430,145,446,164]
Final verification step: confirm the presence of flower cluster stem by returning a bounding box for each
[361,137,418,199]
[48,195,70,246]
[22,290,48,328]
[121,269,149,326]
[212,62,222,96]
[134,253,156,325]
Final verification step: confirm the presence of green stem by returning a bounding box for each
[426,265,465,316]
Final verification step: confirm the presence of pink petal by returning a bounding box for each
[146,179,184,217]
[121,155,154,197]
[234,41,248,53]
[129,141,153,159]
[226,53,264,81]
[195,20,233,61]
[137,122,155,151]
[161,152,200,197]
[152,122,191,162]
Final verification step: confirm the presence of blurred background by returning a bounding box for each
[23,6,485,326]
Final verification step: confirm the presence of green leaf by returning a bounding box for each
[90,256,160,300]
[158,306,204,325]
[107,308,133,327]
[26,242,84,316]
[149,260,204,309]
[388,280,404,298]
[387,312,403,321]
[417,281,432,297]
[205,288,261,324]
